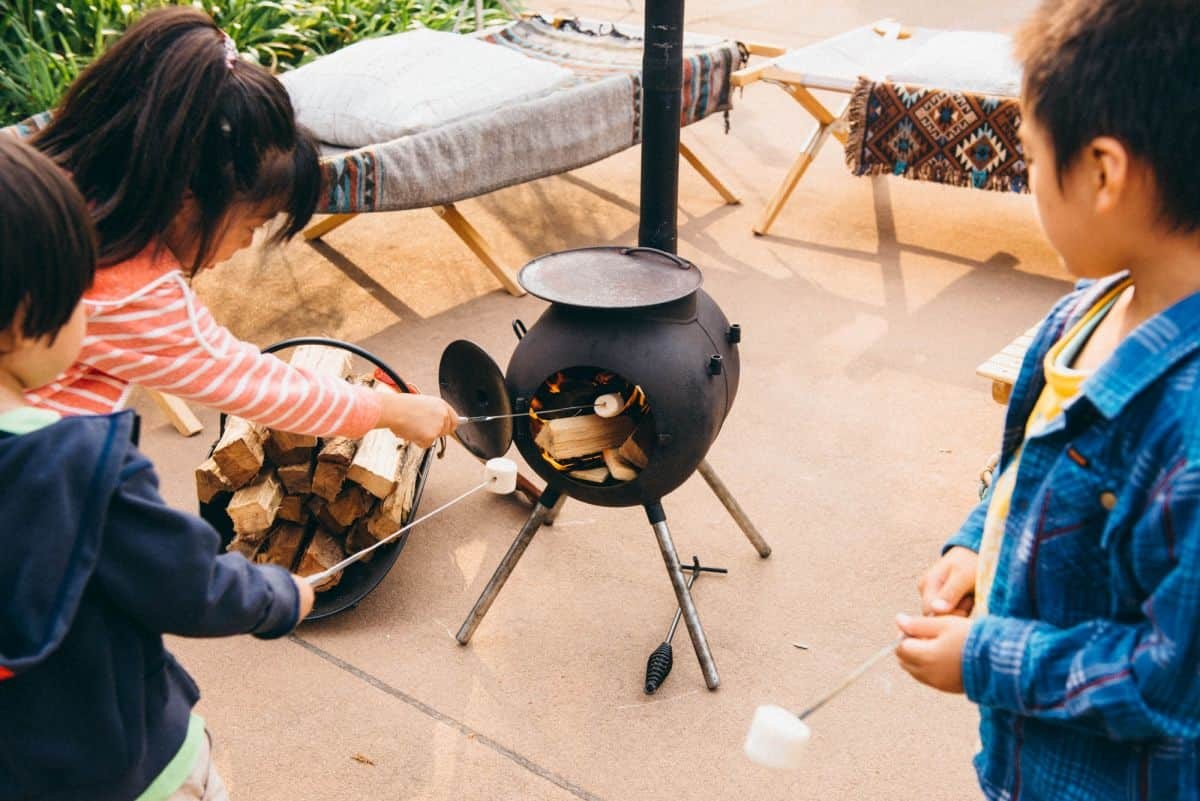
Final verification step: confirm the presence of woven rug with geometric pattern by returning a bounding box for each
[844,77,1028,193]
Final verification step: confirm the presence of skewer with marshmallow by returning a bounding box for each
[743,638,902,770]
[304,457,518,586]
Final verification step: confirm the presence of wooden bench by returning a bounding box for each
[976,326,1037,405]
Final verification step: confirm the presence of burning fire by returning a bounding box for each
[529,366,652,484]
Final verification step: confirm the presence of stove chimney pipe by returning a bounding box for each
[637,0,685,255]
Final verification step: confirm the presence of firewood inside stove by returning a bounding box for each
[534,414,634,461]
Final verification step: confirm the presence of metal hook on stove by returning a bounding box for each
[512,319,527,341]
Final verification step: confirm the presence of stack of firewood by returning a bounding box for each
[195,346,425,591]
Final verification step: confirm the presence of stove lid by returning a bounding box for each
[519,246,703,309]
[438,339,513,460]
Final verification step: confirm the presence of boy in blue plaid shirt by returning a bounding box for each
[894,1,1200,798]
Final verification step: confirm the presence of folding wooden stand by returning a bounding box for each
[732,43,851,237]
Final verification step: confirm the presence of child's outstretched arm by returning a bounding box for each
[93,449,311,638]
[956,465,1200,741]
[37,272,454,446]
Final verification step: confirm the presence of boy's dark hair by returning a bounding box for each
[33,6,320,273]
[0,136,96,342]
[1016,0,1200,232]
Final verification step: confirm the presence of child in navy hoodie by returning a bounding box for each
[0,136,314,799]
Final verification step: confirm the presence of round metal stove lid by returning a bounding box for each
[518,246,703,309]
[438,340,513,460]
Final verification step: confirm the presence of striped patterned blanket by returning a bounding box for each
[320,16,742,214]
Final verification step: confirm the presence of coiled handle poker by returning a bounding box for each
[643,556,728,694]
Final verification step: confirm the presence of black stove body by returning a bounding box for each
[439,0,770,691]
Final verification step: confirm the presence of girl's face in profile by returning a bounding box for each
[205,202,279,269]
[166,197,279,271]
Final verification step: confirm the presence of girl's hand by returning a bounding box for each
[918,546,978,616]
[378,392,458,448]
[292,574,315,621]
[894,613,971,693]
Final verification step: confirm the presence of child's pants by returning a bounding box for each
[168,731,229,801]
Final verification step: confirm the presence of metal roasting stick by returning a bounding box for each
[305,480,490,586]
[794,636,906,721]
[456,403,595,424]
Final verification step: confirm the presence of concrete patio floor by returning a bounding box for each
[137,2,1069,798]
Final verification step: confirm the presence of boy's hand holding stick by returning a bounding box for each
[917,546,977,616]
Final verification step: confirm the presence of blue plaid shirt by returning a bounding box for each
[946,273,1200,801]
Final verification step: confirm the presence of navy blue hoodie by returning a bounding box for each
[0,411,300,801]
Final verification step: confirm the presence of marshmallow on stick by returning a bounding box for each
[744,705,812,769]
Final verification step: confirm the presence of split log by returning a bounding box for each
[569,466,610,484]
[397,443,426,521]
[226,471,283,541]
[602,448,639,482]
[327,485,372,528]
[195,457,233,504]
[312,437,358,501]
[263,440,312,467]
[318,436,358,466]
[534,414,634,461]
[347,390,404,498]
[277,461,314,495]
[211,416,267,488]
[226,535,264,560]
[255,523,306,569]
[277,494,306,524]
[297,530,346,591]
[345,520,379,562]
[367,443,425,539]
[308,496,345,535]
[309,443,350,501]
[618,429,651,470]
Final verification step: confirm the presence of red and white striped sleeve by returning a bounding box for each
[28,270,382,438]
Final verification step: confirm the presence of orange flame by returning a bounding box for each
[530,396,543,411]
[546,372,566,394]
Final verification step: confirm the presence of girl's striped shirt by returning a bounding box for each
[26,244,382,437]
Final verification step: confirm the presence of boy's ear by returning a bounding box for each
[1089,136,1129,215]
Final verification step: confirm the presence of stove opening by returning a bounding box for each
[529,366,654,486]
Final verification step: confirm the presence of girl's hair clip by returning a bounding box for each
[222,32,238,69]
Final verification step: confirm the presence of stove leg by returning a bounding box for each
[698,459,772,558]
[456,488,565,645]
[646,502,720,690]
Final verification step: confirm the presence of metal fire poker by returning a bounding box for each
[644,556,728,694]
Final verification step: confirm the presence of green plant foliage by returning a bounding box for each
[0,0,516,125]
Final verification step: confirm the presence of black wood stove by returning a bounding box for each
[437,0,770,690]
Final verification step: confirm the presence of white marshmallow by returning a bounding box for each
[484,458,518,494]
[743,705,811,770]
[593,393,623,418]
